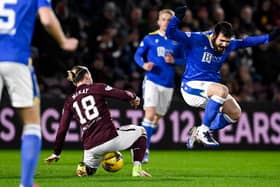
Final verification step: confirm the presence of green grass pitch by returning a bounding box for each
[0,150,279,187]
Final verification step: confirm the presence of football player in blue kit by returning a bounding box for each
[134,9,186,163]
[0,0,78,186]
[166,6,280,149]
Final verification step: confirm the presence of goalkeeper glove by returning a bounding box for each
[175,6,187,20]
[269,27,280,41]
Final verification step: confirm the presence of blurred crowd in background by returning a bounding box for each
[31,0,280,102]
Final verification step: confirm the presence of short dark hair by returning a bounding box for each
[214,21,234,38]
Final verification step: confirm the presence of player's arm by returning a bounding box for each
[166,6,189,43]
[96,84,140,108]
[134,36,154,71]
[173,43,186,66]
[45,101,72,164]
[232,35,269,49]
[38,7,78,51]
[269,27,280,41]
[233,27,280,49]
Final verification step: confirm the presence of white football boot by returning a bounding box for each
[196,125,219,147]
[186,126,198,149]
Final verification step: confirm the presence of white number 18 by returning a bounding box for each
[73,95,100,124]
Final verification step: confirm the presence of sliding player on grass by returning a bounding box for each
[45,66,151,177]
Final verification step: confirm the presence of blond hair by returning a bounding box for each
[159,9,174,17]
[67,65,89,85]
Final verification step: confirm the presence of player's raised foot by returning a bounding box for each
[76,162,88,177]
[196,127,219,147]
[132,165,152,177]
[186,126,198,149]
[142,150,149,164]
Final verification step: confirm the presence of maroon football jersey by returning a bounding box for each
[53,83,136,155]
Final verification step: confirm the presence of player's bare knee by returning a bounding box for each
[216,85,229,98]
[231,107,241,121]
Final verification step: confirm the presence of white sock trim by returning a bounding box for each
[23,124,41,139]
[142,119,156,128]
[223,113,237,123]
[211,95,226,104]
[133,161,141,166]
[198,124,210,131]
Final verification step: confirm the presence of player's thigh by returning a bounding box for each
[117,125,146,150]
[83,138,120,168]
[83,125,145,168]
[142,80,159,108]
[83,148,103,168]
[180,81,213,108]
[0,62,39,108]
[17,100,41,125]
[157,86,173,116]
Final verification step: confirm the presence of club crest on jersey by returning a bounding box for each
[185,32,191,38]
[155,39,159,43]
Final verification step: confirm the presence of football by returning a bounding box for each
[101,151,124,172]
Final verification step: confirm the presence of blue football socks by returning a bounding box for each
[203,96,225,127]
[210,113,237,131]
[20,125,41,187]
[141,119,156,150]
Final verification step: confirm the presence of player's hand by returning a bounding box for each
[45,153,60,164]
[165,53,175,64]
[60,37,79,51]
[175,6,187,20]
[130,96,140,108]
[143,62,154,71]
[269,27,280,41]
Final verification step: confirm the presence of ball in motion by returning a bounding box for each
[101,151,124,172]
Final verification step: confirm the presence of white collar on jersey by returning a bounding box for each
[158,30,167,39]
[207,34,214,49]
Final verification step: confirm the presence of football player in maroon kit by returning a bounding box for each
[45,65,151,177]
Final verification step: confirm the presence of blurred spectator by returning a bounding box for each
[271,0,280,26]
[181,8,199,31]
[197,6,213,30]
[254,0,273,33]
[235,64,255,101]
[239,5,260,35]
[211,5,225,24]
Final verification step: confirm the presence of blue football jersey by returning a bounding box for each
[0,0,51,65]
[167,17,270,83]
[134,30,185,88]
